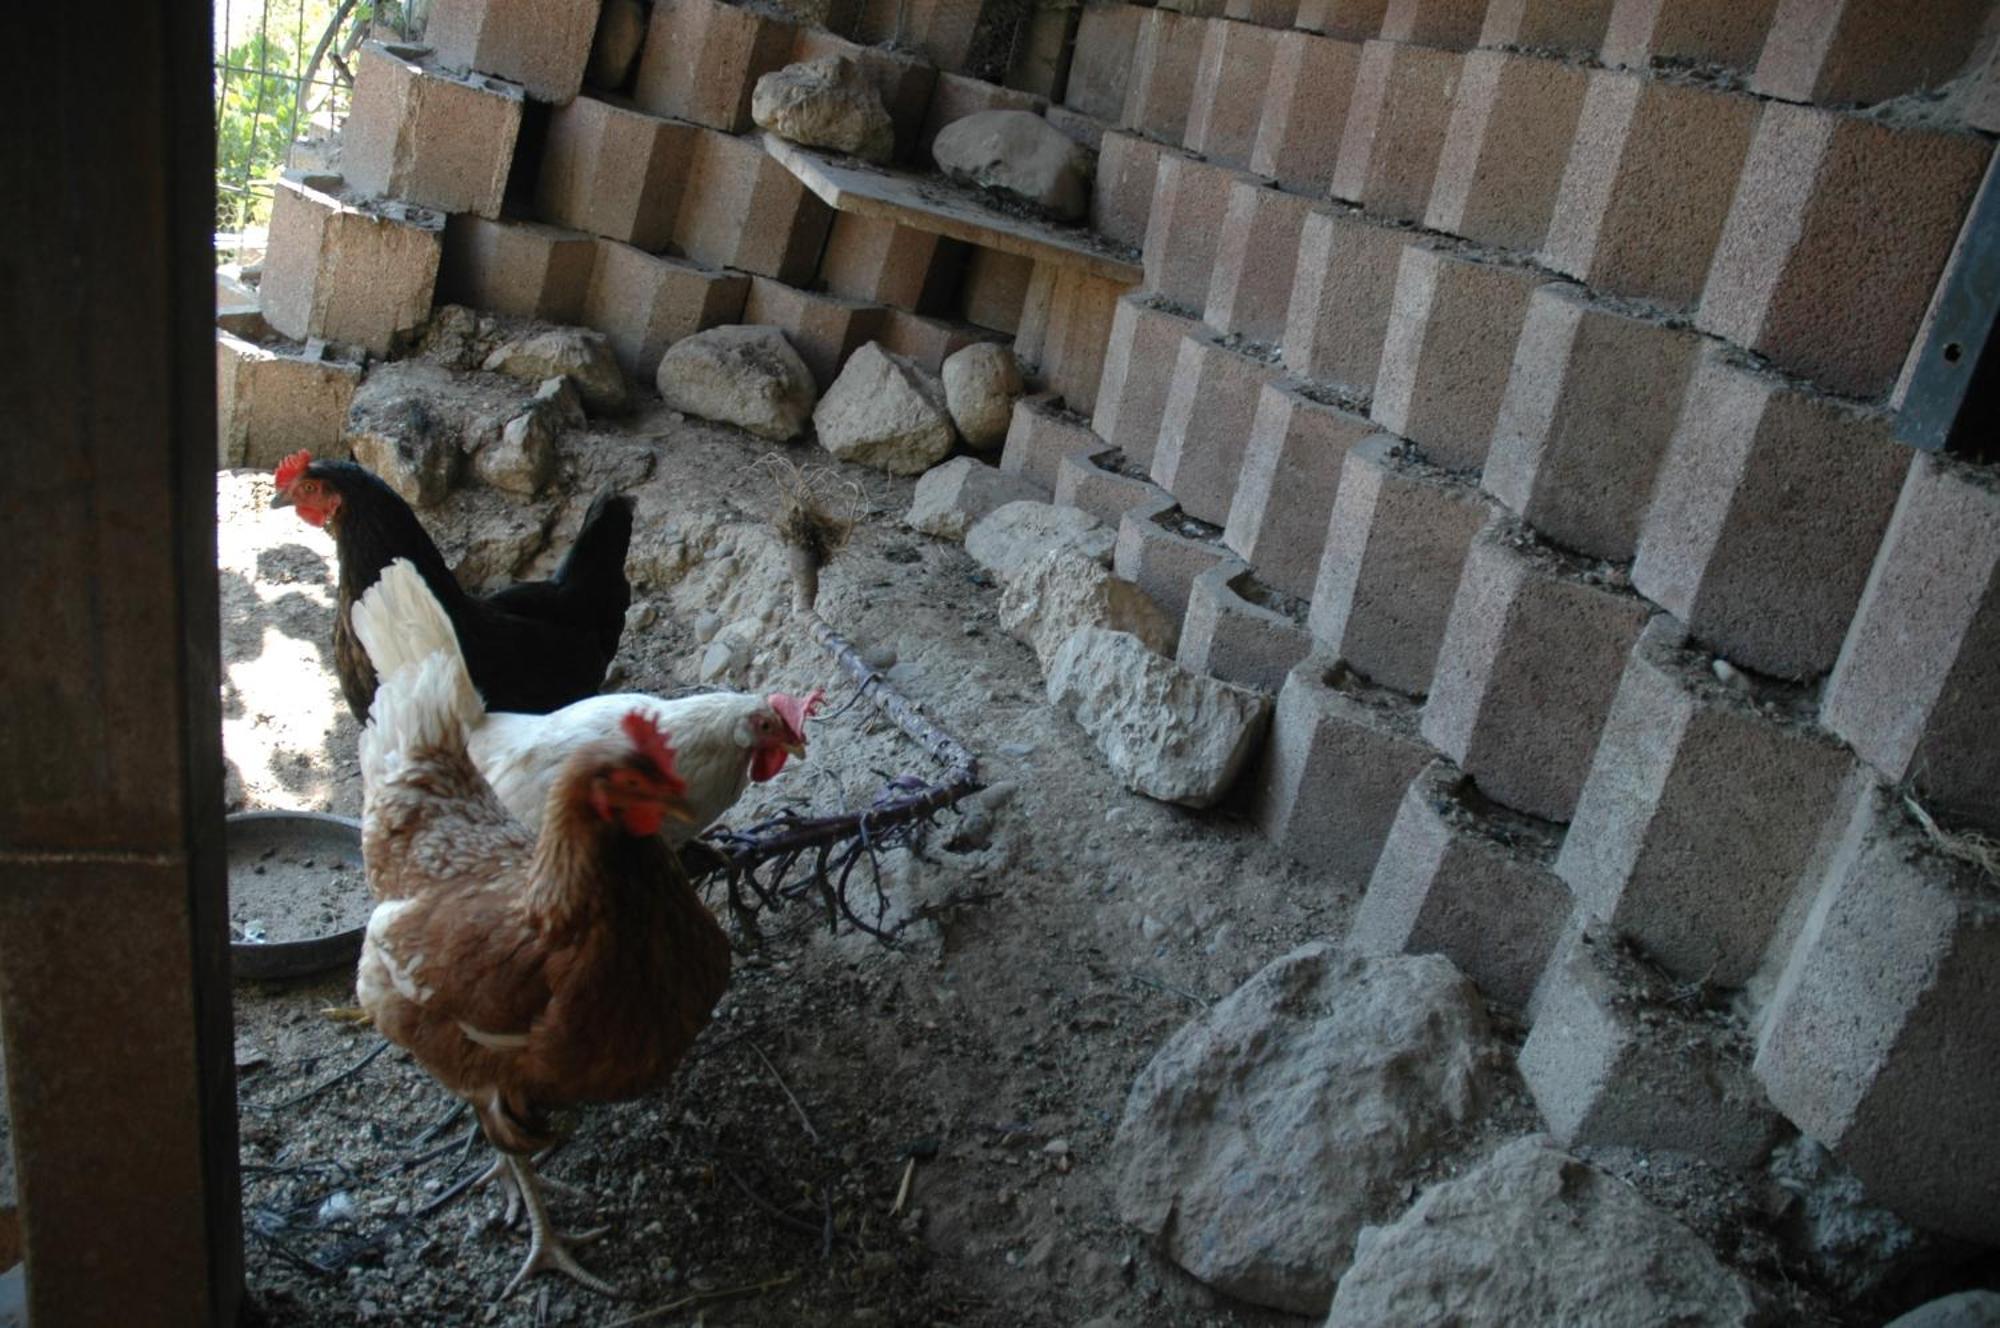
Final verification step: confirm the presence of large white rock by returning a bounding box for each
[931,109,1092,221]
[813,342,956,475]
[1116,944,1500,1314]
[1000,547,1176,666]
[656,325,818,442]
[905,457,1042,541]
[942,342,1023,451]
[964,500,1114,580]
[752,55,895,164]
[1328,1136,1760,1326]
[1047,628,1271,808]
[483,325,627,415]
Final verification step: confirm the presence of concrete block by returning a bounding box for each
[1698,104,1990,398]
[676,127,834,284]
[1045,104,1109,151]
[1485,282,1701,560]
[1141,153,1254,312]
[1308,434,1490,696]
[1204,180,1316,346]
[215,333,363,469]
[1179,562,1314,692]
[1001,393,1103,493]
[1114,492,1238,619]
[1370,243,1546,474]
[1091,294,1201,470]
[1055,448,1165,527]
[1423,49,1590,253]
[260,175,444,355]
[1066,3,1142,124]
[1824,454,2000,835]
[1091,131,1169,249]
[1184,18,1281,168]
[852,0,1001,74]
[1280,205,1413,398]
[1541,70,1759,309]
[1523,924,1785,1169]
[1560,616,1855,986]
[535,96,693,249]
[1330,40,1464,225]
[1423,516,1653,821]
[876,308,1000,374]
[1224,380,1373,601]
[1253,653,1435,884]
[1352,758,1569,1009]
[581,240,751,380]
[920,71,1046,159]
[1752,0,1992,107]
[820,214,961,312]
[1477,0,1613,54]
[1632,345,1906,679]
[586,0,647,93]
[1151,329,1285,526]
[1006,1,1079,100]
[740,277,887,389]
[428,0,600,102]
[1250,32,1362,194]
[343,43,523,218]
[1226,0,1302,27]
[1122,9,1207,142]
[956,246,1034,334]
[632,0,795,131]
[438,215,597,323]
[791,28,939,162]
[1755,780,2000,1243]
[1293,0,1389,39]
[1599,0,1780,73]
[1034,268,1133,415]
[1379,0,1486,48]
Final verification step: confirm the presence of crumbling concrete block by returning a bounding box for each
[1751,0,1993,108]
[1754,781,2000,1245]
[535,96,693,249]
[1485,282,1701,561]
[1559,616,1855,986]
[1122,9,1208,143]
[216,332,363,469]
[1184,18,1281,168]
[1152,329,1285,527]
[1028,268,1131,416]
[1330,41,1464,225]
[1000,393,1101,494]
[676,126,833,284]
[438,215,597,324]
[1423,516,1653,821]
[1250,32,1362,195]
[1632,344,1906,680]
[1281,205,1414,399]
[1824,454,2000,835]
[260,175,444,355]
[1142,153,1256,312]
[1066,3,1141,124]
[1205,181,1316,347]
[906,456,1043,540]
[1115,492,1238,620]
[1253,654,1435,884]
[820,214,960,313]
[1524,925,1786,1170]
[1351,758,1569,1010]
[1370,244,1547,474]
[1055,449,1166,527]
[1308,435,1490,697]
[1178,562,1314,693]
[632,0,796,131]
[1598,0,1781,74]
[956,246,1033,334]
[1541,70,1759,309]
[581,240,750,380]
[1092,294,1201,471]
[1698,104,1990,399]
[1091,131,1170,249]
[343,43,523,217]
[740,278,885,389]
[428,0,601,102]
[1224,381,1373,602]
[1478,0,1614,54]
[1424,50,1590,253]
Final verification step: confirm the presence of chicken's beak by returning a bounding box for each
[270,488,294,509]
[658,798,698,825]
[783,738,807,759]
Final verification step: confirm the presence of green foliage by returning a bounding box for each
[215,29,301,233]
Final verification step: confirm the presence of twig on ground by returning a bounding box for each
[720,1164,822,1240]
[602,1272,800,1328]
[1128,972,1212,1011]
[251,1038,391,1114]
[752,1042,822,1146]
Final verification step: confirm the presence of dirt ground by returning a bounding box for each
[220,406,1867,1327]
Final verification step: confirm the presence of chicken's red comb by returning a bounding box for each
[621,711,688,796]
[274,449,313,491]
[767,688,826,744]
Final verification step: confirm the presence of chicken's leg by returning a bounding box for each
[496,1152,617,1299]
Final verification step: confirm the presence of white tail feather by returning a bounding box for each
[354,561,485,792]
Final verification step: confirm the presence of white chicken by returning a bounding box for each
[355,558,822,842]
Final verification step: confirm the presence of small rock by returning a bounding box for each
[586,0,646,90]
[814,343,956,475]
[482,325,627,415]
[752,55,895,164]
[1711,657,1750,689]
[965,500,1115,580]
[932,109,1093,221]
[974,781,1018,810]
[657,325,819,441]
[860,641,898,671]
[475,406,557,495]
[347,419,458,508]
[941,343,1023,451]
[692,611,723,644]
[905,456,1042,541]
[627,601,659,631]
[998,741,1036,758]
[999,547,1176,667]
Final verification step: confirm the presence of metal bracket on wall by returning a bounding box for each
[1897,159,1999,462]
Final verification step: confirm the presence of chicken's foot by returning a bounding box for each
[497,1152,617,1299]
[320,1004,375,1027]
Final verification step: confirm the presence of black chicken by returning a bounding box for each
[272,451,635,722]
